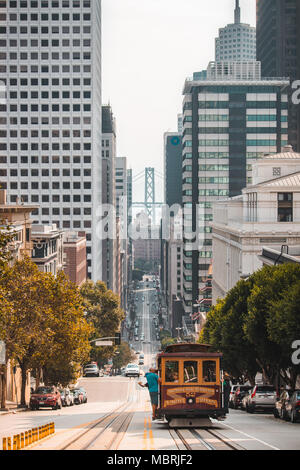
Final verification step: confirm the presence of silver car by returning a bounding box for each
[246,385,277,413]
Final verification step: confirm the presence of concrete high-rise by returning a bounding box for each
[101,105,117,292]
[181,62,289,318]
[256,0,300,151]
[0,0,102,281]
[215,0,256,62]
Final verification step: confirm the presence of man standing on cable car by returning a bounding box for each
[138,367,161,420]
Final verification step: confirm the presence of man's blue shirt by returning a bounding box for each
[145,372,159,393]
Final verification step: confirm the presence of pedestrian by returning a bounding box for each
[138,367,161,420]
[223,375,231,415]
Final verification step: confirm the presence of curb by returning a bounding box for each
[0,407,28,417]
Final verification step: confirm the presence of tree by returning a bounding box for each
[267,279,300,389]
[199,284,258,385]
[0,258,92,406]
[112,342,135,369]
[0,223,16,269]
[80,280,125,364]
[244,264,300,385]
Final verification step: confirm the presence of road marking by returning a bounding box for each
[148,416,155,450]
[219,422,280,450]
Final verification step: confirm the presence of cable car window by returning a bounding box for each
[165,361,179,383]
[184,361,198,383]
[202,360,216,383]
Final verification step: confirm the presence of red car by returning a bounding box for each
[30,386,62,411]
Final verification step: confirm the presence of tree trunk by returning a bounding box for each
[0,351,8,410]
[19,362,28,407]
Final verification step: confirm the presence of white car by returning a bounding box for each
[125,363,140,377]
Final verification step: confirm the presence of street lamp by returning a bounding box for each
[175,327,183,342]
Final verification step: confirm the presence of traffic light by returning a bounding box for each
[115,332,121,345]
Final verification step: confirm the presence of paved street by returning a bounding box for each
[1,283,300,451]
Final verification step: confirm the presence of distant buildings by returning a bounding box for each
[181,61,289,318]
[31,224,64,276]
[211,146,300,302]
[63,231,87,287]
[257,0,300,151]
[215,0,256,62]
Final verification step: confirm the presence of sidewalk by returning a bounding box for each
[0,401,28,416]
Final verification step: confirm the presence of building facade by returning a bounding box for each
[63,231,87,286]
[0,0,102,281]
[215,0,256,62]
[182,62,289,318]
[115,157,128,308]
[256,0,300,151]
[211,147,300,302]
[101,105,117,292]
[31,224,64,275]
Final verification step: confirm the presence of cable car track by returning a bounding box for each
[59,402,134,450]
[173,427,243,451]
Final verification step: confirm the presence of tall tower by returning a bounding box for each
[215,0,256,62]
[234,0,241,24]
[0,0,102,281]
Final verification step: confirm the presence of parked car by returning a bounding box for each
[274,390,293,420]
[79,387,88,403]
[59,388,73,407]
[30,386,62,411]
[229,385,240,408]
[66,388,74,406]
[83,363,100,377]
[246,385,277,413]
[232,385,252,409]
[125,363,140,377]
[139,359,144,365]
[285,390,300,423]
[241,390,251,410]
[72,388,84,405]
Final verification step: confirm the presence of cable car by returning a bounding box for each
[156,343,227,428]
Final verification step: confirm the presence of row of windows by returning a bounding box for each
[1,116,91,125]
[6,0,91,7]
[6,78,91,86]
[185,115,288,123]
[9,194,92,203]
[183,189,229,197]
[6,168,91,176]
[8,182,92,190]
[184,101,288,110]
[0,142,92,150]
[183,151,266,161]
[184,177,229,184]
[0,14,91,23]
[0,38,91,48]
[1,63,91,73]
[1,129,91,137]
[0,155,91,164]
[6,103,92,112]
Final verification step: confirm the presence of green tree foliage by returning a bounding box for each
[112,342,135,369]
[200,264,300,388]
[0,257,92,405]
[80,280,125,364]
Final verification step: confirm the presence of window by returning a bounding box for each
[202,360,216,383]
[184,361,198,383]
[165,361,179,383]
[278,193,293,222]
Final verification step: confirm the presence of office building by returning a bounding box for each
[101,105,117,292]
[215,0,256,62]
[257,0,300,151]
[63,231,87,286]
[0,0,102,281]
[31,224,64,275]
[181,61,289,318]
[115,157,128,307]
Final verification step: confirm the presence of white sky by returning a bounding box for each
[102,0,256,202]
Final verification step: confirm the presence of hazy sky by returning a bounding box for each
[102,0,256,201]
